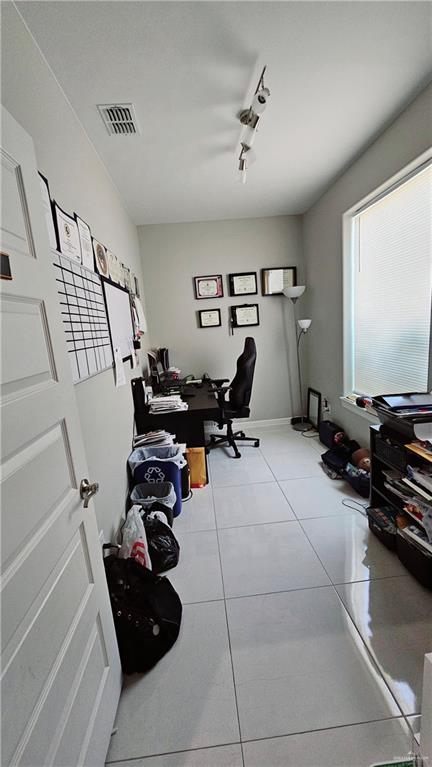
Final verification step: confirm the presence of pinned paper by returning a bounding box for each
[114,346,126,387]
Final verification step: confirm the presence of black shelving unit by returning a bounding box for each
[370,424,432,588]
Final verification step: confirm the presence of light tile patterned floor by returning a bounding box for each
[106,427,430,767]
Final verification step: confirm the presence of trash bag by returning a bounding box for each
[143,512,180,574]
[104,555,182,674]
[119,505,152,569]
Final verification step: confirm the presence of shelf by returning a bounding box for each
[375,453,402,472]
[372,486,398,508]
[372,485,427,531]
[405,443,432,464]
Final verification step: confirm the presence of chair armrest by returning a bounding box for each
[209,378,229,387]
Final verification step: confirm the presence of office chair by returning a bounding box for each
[207,337,260,459]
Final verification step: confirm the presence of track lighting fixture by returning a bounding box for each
[237,66,270,183]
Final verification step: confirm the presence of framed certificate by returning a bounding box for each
[261,266,297,295]
[230,303,260,327]
[198,308,221,328]
[75,213,94,271]
[107,251,121,284]
[122,263,132,292]
[38,173,58,250]
[92,238,109,278]
[229,272,257,296]
[194,274,223,299]
[53,202,81,262]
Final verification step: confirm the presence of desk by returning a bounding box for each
[131,378,219,447]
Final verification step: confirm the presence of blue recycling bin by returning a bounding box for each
[128,446,185,517]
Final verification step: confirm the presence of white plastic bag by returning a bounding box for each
[119,505,152,569]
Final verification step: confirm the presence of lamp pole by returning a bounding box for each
[283,286,312,432]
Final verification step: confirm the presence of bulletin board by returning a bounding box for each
[102,279,135,361]
[53,250,113,383]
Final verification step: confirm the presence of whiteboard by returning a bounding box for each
[103,280,134,361]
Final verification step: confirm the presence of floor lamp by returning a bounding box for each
[283,285,312,432]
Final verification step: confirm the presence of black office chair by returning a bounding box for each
[207,337,260,458]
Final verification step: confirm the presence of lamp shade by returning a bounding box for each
[297,319,312,331]
[283,285,305,300]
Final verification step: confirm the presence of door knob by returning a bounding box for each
[80,478,99,508]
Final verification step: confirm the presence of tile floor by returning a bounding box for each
[107,426,431,767]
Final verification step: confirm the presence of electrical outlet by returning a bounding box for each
[322,397,332,418]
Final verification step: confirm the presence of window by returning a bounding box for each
[344,156,432,397]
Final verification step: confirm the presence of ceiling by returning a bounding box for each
[17,1,432,225]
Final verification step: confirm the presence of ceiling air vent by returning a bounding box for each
[97,104,140,135]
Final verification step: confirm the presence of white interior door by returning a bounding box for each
[1,105,122,767]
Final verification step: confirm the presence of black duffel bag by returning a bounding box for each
[104,555,182,674]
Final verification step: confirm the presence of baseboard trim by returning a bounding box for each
[205,417,293,434]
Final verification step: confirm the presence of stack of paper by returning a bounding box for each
[149,394,188,414]
[133,430,174,448]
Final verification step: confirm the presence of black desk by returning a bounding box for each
[131,378,219,447]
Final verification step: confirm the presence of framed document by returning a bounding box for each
[230,303,260,327]
[38,173,58,250]
[229,272,257,296]
[53,202,81,262]
[107,251,121,284]
[93,238,109,278]
[194,274,223,299]
[307,388,322,428]
[261,266,297,295]
[75,214,94,271]
[198,308,221,328]
[122,263,132,292]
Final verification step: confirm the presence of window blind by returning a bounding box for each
[353,164,432,395]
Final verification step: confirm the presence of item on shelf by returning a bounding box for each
[407,464,432,493]
[366,506,397,550]
[104,555,182,674]
[406,440,432,462]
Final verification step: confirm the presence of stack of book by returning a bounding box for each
[149,394,188,414]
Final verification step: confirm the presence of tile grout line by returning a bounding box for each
[208,471,246,767]
[294,510,409,724]
[177,573,413,607]
[105,713,414,764]
[243,433,412,739]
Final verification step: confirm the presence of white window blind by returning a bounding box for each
[353,163,432,396]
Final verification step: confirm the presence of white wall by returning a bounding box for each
[303,83,432,445]
[1,3,149,539]
[139,216,304,422]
